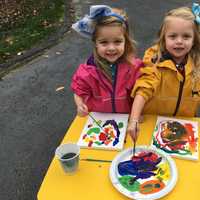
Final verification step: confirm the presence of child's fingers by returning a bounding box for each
[129,131,137,142]
[131,131,139,141]
[77,104,88,117]
[127,122,139,142]
[82,104,88,113]
[80,105,88,114]
[77,108,87,117]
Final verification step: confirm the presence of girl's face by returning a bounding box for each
[164,17,194,64]
[95,25,125,63]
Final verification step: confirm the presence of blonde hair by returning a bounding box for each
[156,6,200,82]
[91,8,136,78]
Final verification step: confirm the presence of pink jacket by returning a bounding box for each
[71,57,143,113]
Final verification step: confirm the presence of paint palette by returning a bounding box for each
[151,116,199,161]
[77,112,129,150]
[110,146,177,200]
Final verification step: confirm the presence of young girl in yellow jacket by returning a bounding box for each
[128,3,200,141]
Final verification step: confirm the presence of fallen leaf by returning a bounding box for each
[43,54,49,58]
[56,86,64,91]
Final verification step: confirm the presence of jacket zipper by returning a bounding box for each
[173,74,185,116]
[111,65,118,113]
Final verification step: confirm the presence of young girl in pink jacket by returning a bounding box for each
[71,5,143,116]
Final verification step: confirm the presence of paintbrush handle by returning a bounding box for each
[133,121,138,157]
[81,158,112,163]
[88,113,103,129]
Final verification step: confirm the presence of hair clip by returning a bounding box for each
[72,5,126,38]
[192,3,200,24]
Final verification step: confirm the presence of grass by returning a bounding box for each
[0,0,66,64]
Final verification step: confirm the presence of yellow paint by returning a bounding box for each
[155,163,170,181]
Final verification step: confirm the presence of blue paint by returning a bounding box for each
[118,152,162,180]
[103,119,121,146]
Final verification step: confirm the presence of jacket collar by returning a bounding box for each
[156,54,193,81]
[85,54,131,76]
[85,55,113,91]
[157,53,193,73]
[86,55,97,67]
[85,55,131,90]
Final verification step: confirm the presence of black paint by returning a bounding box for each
[61,152,76,159]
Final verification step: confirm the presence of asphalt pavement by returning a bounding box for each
[0,0,193,200]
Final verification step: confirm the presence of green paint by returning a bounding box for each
[118,176,140,192]
[158,168,164,175]
[157,176,163,182]
[155,183,161,188]
[141,184,154,193]
[118,122,123,129]
[87,127,100,135]
[94,141,102,145]
[153,137,159,146]
[153,122,194,156]
[143,184,152,188]
[160,170,164,175]
[153,138,192,155]
[155,125,158,132]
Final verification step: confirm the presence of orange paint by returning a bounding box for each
[140,180,165,194]
[104,140,112,145]
[109,131,115,138]
[185,123,197,152]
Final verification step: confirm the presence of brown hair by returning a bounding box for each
[156,6,200,82]
[91,8,137,79]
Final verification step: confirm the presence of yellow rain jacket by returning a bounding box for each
[131,45,200,117]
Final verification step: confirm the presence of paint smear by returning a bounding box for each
[82,119,123,147]
[118,151,169,194]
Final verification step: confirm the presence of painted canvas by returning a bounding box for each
[151,116,199,161]
[110,146,177,200]
[77,112,129,150]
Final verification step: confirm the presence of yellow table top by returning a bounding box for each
[37,115,200,200]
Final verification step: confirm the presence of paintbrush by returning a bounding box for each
[88,112,103,130]
[133,121,137,157]
[133,137,136,157]
[129,122,138,186]
[81,158,112,163]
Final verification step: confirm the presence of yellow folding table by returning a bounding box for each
[37,115,200,200]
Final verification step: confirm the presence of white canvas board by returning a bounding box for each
[151,116,199,161]
[77,112,129,150]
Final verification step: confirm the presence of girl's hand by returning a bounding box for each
[74,94,88,117]
[77,103,88,117]
[127,119,139,142]
[128,94,146,141]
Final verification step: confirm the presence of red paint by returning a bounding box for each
[185,123,196,151]
[99,132,107,141]
[83,134,87,139]
[88,140,93,147]
[156,121,197,152]
[104,128,109,134]
[132,151,159,162]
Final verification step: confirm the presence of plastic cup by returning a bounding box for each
[55,143,80,174]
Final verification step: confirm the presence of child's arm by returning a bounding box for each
[127,94,146,141]
[74,94,89,117]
